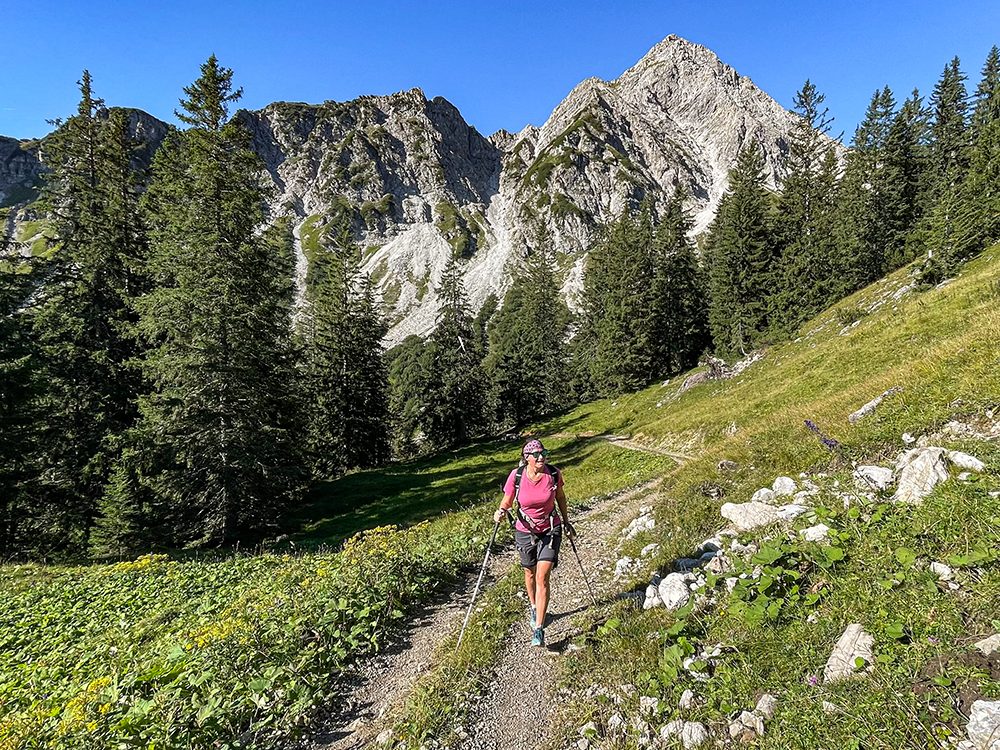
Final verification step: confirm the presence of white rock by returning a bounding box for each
[930,562,953,581]
[849,386,903,424]
[376,730,394,746]
[658,574,692,611]
[614,557,638,579]
[680,721,710,749]
[777,504,810,521]
[639,696,659,715]
[755,692,778,720]
[800,523,832,543]
[902,432,917,444]
[660,720,684,738]
[894,447,951,505]
[607,713,626,733]
[966,700,1000,749]
[640,543,660,558]
[751,487,776,504]
[695,537,723,556]
[948,450,986,472]
[737,710,764,736]
[854,465,894,491]
[576,739,589,750]
[578,721,599,738]
[721,501,780,531]
[822,701,841,714]
[823,624,875,683]
[975,634,1000,656]
[772,476,798,496]
[679,689,697,710]
[643,582,662,610]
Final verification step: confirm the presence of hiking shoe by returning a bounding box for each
[529,606,536,629]
[531,627,545,647]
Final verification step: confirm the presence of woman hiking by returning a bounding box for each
[493,439,575,647]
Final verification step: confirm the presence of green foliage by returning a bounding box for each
[707,144,779,356]
[299,221,391,479]
[13,76,151,558]
[483,226,571,429]
[104,58,303,550]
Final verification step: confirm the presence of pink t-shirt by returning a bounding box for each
[504,466,563,533]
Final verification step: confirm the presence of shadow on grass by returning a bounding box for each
[290,434,615,548]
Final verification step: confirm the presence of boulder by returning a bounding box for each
[751,487,776,504]
[755,692,778,720]
[823,624,875,683]
[721,501,780,531]
[930,562,953,581]
[849,386,903,424]
[679,689,697,710]
[966,700,1000,750]
[658,573,692,611]
[800,523,832,543]
[680,722,710,749]
[777,504,810,521]
[854,465,894,491]
[894,447,950,505]
[975,634,1000,656]
[642,582,662,610]
[948,450,986,473]
[772,476,798,496]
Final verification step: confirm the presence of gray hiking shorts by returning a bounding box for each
[514,528,561,569]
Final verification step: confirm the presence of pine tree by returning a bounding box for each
[386,335,430,457]
[106,57,303,549]
[649,188,710,375]
[24,74,150,556]
[421,256,485,448]
[773,80,841,330]
[300,221,390,480]
[707,144,779,356]
[483,227,570,428]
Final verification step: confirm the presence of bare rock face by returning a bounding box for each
[237,34,825,345]
[5,36,828,347]
[0,136,43,208]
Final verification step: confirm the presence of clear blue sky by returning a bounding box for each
[3,0,998,142]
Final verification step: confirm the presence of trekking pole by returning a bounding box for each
[567,534,599,606]
[457,520,501,647]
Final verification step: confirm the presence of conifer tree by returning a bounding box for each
[300,221,391,480]
[386,335,430,457]
[0,246,40,555]
[773,80,841,330]
[649,188,710,374]
[578,203,657,396]
[971,47,1000,143]
[707,144,778,356]
[106,57,303,548]
[484,227,570,428]
[929,57,970,197]
[24,74,150,555]
[421,256,485,447]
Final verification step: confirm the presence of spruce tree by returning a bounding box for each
[300,221,391,480]
[483,227,570,428]
[773,80,841,330]
[421,256,485,447]
[707,144,779,356]
[0,247,40,555]
[579,203,657,396]
[386,335,430,457]
[929,57,970,198]
[108,57,303,548]
[649,188,710,375]
[25,74,150,556]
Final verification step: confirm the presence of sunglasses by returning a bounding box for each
[525,450,548,459]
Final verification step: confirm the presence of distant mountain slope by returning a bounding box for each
[2,35,823,345]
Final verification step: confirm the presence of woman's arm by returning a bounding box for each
[556,485,575,538]
[493,491,515,523]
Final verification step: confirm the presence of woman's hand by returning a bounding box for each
[564,521,576,540]
[493,507,507,524]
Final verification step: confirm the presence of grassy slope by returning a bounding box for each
[537,250,1000,749]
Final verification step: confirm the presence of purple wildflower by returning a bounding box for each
[805,420,840,452]
[927,636,939,645]
[806,674,820,686]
